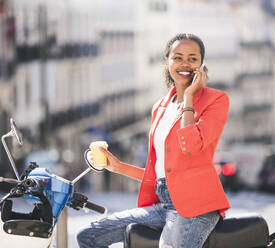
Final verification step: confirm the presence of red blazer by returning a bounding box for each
[137,86,230,217]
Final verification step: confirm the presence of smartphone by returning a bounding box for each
[191,63,205,84]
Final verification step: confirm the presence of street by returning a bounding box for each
[67,190,275,248]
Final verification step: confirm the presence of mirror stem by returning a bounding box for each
[1,133,20,180]
[71,167,92,185]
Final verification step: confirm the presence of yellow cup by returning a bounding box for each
[89,141,108,169]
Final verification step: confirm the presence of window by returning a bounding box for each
[13,84,17,108]
[25,80,31,107]
[149,0,167,12]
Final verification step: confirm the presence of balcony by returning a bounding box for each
[16,42,99,63]
[48,102,100,131]
[236,70,273,82]
[243,103,272,115]
[239,40,272,48]
[244,135,272,144]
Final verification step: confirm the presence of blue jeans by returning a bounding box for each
[77,178,220,248]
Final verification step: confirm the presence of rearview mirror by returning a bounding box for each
[10,118,23,146]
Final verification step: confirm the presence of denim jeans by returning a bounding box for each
[77,178,220,248]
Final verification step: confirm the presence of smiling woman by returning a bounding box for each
[77,33,230,248]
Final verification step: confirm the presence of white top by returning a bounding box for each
[154,97,182,179]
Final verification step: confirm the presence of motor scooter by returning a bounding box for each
[0,119,106,248]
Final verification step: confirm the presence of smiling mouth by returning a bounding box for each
[178,71,191,75]
[177,70,193,77]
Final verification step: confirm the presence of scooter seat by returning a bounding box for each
[124,213,269,248]
[3,220,52,238]
[204,213,269,248]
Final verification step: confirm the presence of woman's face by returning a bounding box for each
[166,39,202,86]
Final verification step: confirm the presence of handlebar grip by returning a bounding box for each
[85,201,106,214]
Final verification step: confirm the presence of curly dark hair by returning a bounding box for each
[164,33,208,89]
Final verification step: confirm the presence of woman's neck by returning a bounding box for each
[174,84,188,103]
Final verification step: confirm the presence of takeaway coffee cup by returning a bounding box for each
[89,141,108,169]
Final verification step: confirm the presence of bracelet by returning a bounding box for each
[182,107,195,113]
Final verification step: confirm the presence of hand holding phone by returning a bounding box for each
[191,63,205,84]
[184,63,206,98]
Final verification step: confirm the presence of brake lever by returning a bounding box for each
[69,192,88,210]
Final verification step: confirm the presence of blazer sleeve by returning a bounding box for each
[176,92,229,155]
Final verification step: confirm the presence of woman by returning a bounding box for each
[77,33,230,248]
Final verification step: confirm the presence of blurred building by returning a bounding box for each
[226,0,274,144]
[5,0,162,144]
[0,0,14,120]
[0,0,168,190]
[221,0,275,186]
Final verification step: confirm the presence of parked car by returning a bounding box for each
[258,154,275,192]
[214,161,242,192]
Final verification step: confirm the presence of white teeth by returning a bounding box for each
[178,71,190,75]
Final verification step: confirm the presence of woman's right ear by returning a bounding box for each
[202,63,209,81]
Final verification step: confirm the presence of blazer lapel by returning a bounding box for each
[150,106,165,136]
[150,86,177,136]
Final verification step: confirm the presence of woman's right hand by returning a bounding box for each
[88,148,121,173]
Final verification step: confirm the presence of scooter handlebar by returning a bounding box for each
[0,177,19,184]
[85,201,106,214]
[70,192,107,214]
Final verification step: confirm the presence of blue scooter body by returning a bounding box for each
[25,168,73,225]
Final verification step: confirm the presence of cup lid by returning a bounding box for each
[89,141,108,147]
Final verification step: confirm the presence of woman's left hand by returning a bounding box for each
[184,66,207,96]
